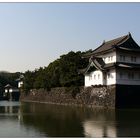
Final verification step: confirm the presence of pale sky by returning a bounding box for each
[0,3,140,72]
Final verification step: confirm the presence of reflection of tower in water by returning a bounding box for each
[4,106,13,113]
[83,109,116,138]
[3,103,22,122]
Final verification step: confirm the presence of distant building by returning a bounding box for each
[4,84,20,101]
[84,33,140,87]
[16,75,24,88]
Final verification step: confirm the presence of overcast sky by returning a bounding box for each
[0,3,140,72]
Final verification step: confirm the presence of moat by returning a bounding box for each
[0,101,140,137]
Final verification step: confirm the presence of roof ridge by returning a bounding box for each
[105,34,128,45]
[90,34,128,55]
[116,35,129,46]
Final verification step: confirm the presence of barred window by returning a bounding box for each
[98,74,100,79]
[120,55,125,61]
[131,56,137,62]
[128,72,134,79]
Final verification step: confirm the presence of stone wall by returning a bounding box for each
[20,85,116,108]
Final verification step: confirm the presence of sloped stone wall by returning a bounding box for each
[20,85,115,108]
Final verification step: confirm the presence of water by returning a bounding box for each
[0,101,140,137]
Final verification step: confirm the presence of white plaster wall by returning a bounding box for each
[85,70,103,87]
[5,89,8,93]
[18,81,23,88]
[100,52,116,64]
[116,51,140,64]
[106,69,116,85]
[9,88,19,93]
[116,69,140,85]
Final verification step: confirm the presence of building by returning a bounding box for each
[84,33,140,87]
[4,84,20,101]
[16,74,24,88]
[83,33,140,108]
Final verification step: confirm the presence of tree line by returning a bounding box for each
[23,50,92,92]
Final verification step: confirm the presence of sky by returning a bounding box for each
[0,3,140,72]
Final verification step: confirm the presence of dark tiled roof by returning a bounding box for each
[84,33,140,57]
[92,35,128,54]
[5,84,12,88]
[117,62,140,69]
[84,58,140,74]
[103,62,140,70]
[104,63,115,69]
[84,57,111,73]
[90,56,105,71]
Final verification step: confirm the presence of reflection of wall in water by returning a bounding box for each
[20,103,86,137]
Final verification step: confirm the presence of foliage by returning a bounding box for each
[23,50,92,92]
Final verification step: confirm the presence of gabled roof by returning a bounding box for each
[90,56,105,71]
[84,33,140,57]
[83,57,140,74]
[92,35,128,54]
[83,57,110,74]
[5,84,12,88]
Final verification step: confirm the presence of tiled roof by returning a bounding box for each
[5,84,12,88]
[84,57,140,74]
[117,62,140,69]
[84,33,140,57]
[90,56,105,71]
[92,35,128,54]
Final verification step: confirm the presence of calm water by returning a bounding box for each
[0,101,140,137]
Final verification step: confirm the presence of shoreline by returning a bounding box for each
[20,85,115,109]
[20,99,115,109]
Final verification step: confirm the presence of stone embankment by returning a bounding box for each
[20,85,115,108]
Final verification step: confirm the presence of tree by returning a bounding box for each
[23,50,92,91]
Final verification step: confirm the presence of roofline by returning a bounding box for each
[91,47,116,56]
[90,34,129,54]
[83,33,140,58]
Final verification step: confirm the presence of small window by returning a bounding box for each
[89,75,92,80]
[120,55,121,61]
[108,57,110,62]
[110,56,113,61]
[131,56,137,62]
[98,74,100,79]
[128,72,134,79]
[123,56,125,61]
[94,75,96,80]
[139,73,140,79]
[120,55,125,61]
[119,72,123,79]
[120,55,123,61]
[108,73,110,79]
[132,56,136,62]
[131,56,133,62]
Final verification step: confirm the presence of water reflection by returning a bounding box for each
[115,109,140,137]
[20,102,117,137]
[0,101,140,137]
[0,101,44,137]
[19,102,140,137]
[83,109,116,137]
[20,103,85,137]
